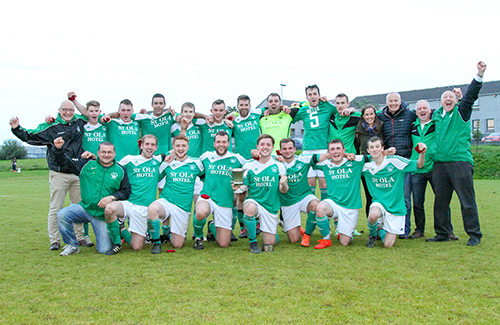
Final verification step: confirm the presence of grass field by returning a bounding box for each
[1,170,499,324]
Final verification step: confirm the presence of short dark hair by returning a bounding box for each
[98,141,115,151]
[181,102,195,112]
[368,136,384,147]
[280,138,295,149]
[119,99,133,108]
[305,84,320,95]
[86,100,100,109]
[336,93,349,102]
[237,94,250,105]
[214,130,229,141]
[212,99,225,108]
[267,92,281,102]
[328,139,344,149]
[173,134,189,145]
[151,93,165,104]
[257,134,275,146]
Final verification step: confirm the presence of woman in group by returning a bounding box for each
[355,104,384,217]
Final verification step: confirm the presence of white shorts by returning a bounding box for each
[196,196,232,230]
[120,201,148,237]
[244,199,278,235]
[194,177,203,196]
[281,194,318,232]
[303,149,326,178]
[155,198,190,237]
[324,199,359,237]
[370,202,404,235]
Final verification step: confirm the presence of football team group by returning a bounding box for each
[9,61,486,255]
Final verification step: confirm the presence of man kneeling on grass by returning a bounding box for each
[146,135,204,253]
[56,139,131,255]
[233,134,288,254]
[363,137,426,248]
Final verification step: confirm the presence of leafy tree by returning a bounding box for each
[472,129,483,151]
[226,106,238,114]
[351,98,376,110]
[0,139,27,160]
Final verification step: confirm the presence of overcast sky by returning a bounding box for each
[1,0,499,144]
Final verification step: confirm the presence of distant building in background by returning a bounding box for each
[23,143,47,159]
[351,80,500,136]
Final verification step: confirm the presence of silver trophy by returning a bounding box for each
[231,168,245,185]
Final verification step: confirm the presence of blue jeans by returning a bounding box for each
[57,204,111,254]
[403,172,412,236]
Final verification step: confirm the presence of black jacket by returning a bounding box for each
[377,106,416,158]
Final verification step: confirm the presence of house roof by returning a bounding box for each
[351,80,500,108]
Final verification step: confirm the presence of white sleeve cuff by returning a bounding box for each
[475,74,483,82]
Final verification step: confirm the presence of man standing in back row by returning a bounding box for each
[426,61,486,246]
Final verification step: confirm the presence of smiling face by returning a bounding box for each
[267,95,281,115]
[367,139,384,159]
[87,105,101,125]
[119,103,133,122]
[59,100,75,122]
[214,133,229,156]
[257,138,274,158]
[238,99,251,117]
[98,144,116,167]
[151,96,166,117]
[211,103,226,123]
[441,91,458,112]
[173,138,189,159]
[140,136,158,159]
[280,140,296,160]
[363,107,376,125]
[181,105,195,124]
[328,141,345,164]
[306,88,320,107]
[416,101,432,122]
[386,93,401,114]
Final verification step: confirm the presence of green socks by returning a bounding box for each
[305,211,317,236]
[316,215,331,239]
[238,209,245,231]
[310,186,316,195]
[83,222,89,237]
[232,207,237,230]
[379,229,386,243]
[208,221,217,240]
[107,220,121,245]
[193,217,207,239]
[121,229,131,244]
[148,219,161,244]
[243,215,257,243]
[320,188,328,201]
[367,219,378,237]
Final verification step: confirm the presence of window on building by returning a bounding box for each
[472,119,480,132]
[300,128,304,136]
[472,99,479,110]
[290,129,295,137]
[487,119,495,132]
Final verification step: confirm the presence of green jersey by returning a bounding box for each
[119,155,162,207]
[316,155,366,209]
[410,120,434,174]
[106,119,140,161]
[82,122,108,155]
[280,154,317,207]
[259,110,292,155]
[199,151,246,208]
[134,113,175,155]
[233,108,262,159]
[243,159,287,214]
[293,101,338,150]
[171,122,203,158]
[362,156,417,216]
[196,120,233,154]
[328,112,361,154]
[159,158,204,212]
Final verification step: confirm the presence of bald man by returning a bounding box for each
[10,100,89,250]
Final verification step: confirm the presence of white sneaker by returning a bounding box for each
[79,235,94,247]
[60,245,80,256]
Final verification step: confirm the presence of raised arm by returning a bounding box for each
[458,61,486,122]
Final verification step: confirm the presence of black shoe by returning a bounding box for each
[206,220,216,242]
[425,235,451,242]
[399,234,409,239]
[50,242,60,250]
[256,222,262,236]
[467,237,480,246]
[249,242,261,254]
[151,243,162,254]
[450,232,459,241]
[105,244,122,255]
[239,229,247,238]
[193,238,204,250]
[366,235,376,248]
[409,231,425,239]
[231,232,238,242]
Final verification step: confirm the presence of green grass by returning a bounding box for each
[1,170,499,324]
[0,158,48,172]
